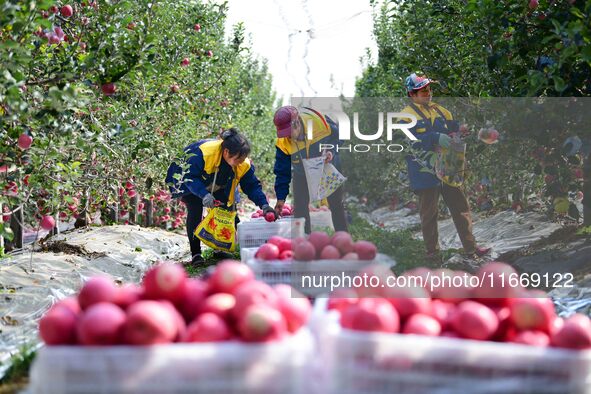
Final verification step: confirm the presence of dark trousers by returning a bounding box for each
[416,184,477,254]
[181,193,238,257]
[292,172,348,234]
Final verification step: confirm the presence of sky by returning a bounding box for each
[216,0,379,104]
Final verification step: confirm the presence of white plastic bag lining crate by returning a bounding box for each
[237,217,305,248]
[29,328,315,394]
[312,299,591,394]
[245,254,395,296]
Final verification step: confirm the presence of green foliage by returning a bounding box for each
[0,0,277,231]
[348,209,438,274]
[0,345,36,385]
[353,0,590,220]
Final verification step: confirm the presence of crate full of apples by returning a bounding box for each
[30,261,314,394]
[237,215,305,249]
[247,231,393,294]
[312,262,591,394]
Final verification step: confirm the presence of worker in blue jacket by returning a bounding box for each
[166,129,275,265]
[273,106,348,234]
[402,73,490,261]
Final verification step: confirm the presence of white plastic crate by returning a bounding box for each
[29,328,315,394]
[312,299,591,394]
[237,218,305,248]
[246,254,394,296]
[240,247,258,262]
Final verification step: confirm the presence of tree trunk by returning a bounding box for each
[584,153,591,226]
[9,205,24,250]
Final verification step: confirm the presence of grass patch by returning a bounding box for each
[0,345,36,393]
[348,210,442,274]
[183,248,241,278]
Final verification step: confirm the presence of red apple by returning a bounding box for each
[400,267,433,292]
[384,285,432,320]
[492,306,512,341]
[308,232,331,256]
[199,293,236,321]
[255,243,280,261]
[182,313,231,342]
[39,301,79,345]
[341,298,400,333]
[194,24,201,32]
[124,301,179,345]
[77,303,126,345]
[320,245,340,260]
[264,212,276,222]
[181,57,190,67]
[529,0,539,9]
[49,5,58,14]
[429,300,456,331]
[403,313,441,336]
[60,5,73,17]
[206,50,213,57]
[331,232,354,255]
[278,239,292,253]
[431,270,474,303]
[232,281,279,320]
[208,260,254,293]
[78,276,118,310]
[342,252,359,260]
[40,215,55,230]
[266,236,284,248]
[355,264,395,297]
[279,250,293,260]
[451,301,499,340]
[509,290,556,333]
[293,240,316,261]
[353,241,377,260]
[327,288,358,314]
[472,262,520,306]
[142,262,188,304]
[551,314,591,350]
[179,279,208,322]
[273,284,311,333]
[101,82,116,96]
[512,330,550,347]
[170,84,179,93]
[113,284,142,310]
[17,134,33,150]
[238,304,287,342]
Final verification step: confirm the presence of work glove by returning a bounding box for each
[202,193,216,209]
[274,200,285,216]
[262,204,277,220]
[438,133,452,149]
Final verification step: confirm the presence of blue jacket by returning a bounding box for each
[274,108,341,201]
[166,139,268,208]
[401,102,459,191]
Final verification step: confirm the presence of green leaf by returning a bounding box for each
[553,76,567,93]
[581,46,591,64]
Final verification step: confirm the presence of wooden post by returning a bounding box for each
[144,199,153,227]
[584,152,591,226]
[0,202,4,251]
[51,214,59,236]
[108,203,119,224]
[129,195,139,224]
[10,205,24,249]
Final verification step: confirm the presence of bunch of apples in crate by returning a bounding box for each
[255,231,377,262]
[39,261,311,346]
[251,203,293,221]
[328,262,591,350]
